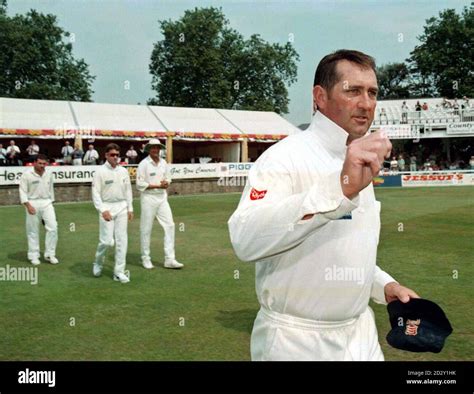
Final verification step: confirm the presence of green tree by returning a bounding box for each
[148,7,299,114]
[376,62,412,99]
[0,0,6,16]
[0,5,95,101]
[407,6,473,98]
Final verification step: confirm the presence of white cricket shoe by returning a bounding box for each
[45,255,59,264]
[164,260,184,269]
[92,263,102,277]
[142,259,154,270]
[113,270,130,283]
[30,258,41,266]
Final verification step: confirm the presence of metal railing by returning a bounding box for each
[373,109,474,126]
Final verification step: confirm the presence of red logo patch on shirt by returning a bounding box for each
[250,188,267,200]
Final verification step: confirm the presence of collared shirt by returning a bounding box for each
[126,149,138,158]
[83,149,99,163]
[136,156,171,195]
[19,169,54,204]
[72,149,84,159]
[26,144,39,156]
[61,145,73,157]
[6,145,20,156]
[92,162,133,214]
[228,111,396,322]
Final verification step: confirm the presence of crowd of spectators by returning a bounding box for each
[378,96,472,124]
[0,140,153,166]
[382,152,474,174]
[2,139,473,172]
[0,140,28,166]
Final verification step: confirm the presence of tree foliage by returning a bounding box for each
[407,6,473,98]
[148,7,299,113]
[0,3,95,101]
[376,62,412,100]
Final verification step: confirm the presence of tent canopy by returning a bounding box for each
[0,97,299,141]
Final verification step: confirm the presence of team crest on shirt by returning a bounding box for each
[405,319,421,336]
[105,180,114,185]
[250,188,267,200]
[150,172,156,176]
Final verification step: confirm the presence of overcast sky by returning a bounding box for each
[7,0,469,126]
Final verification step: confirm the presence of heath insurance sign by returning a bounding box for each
[0,163,254,186]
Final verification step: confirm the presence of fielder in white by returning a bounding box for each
[136,139,183,269]
[92,143,134,283]
[19,154,59,265]
[228,50,420,361]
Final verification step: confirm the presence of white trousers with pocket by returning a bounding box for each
[94,205,128,275]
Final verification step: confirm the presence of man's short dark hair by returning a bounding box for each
[313,49,376,92]
[105,143,120,153]
[35,154,48,162]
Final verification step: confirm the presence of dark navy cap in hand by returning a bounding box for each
[386,298,453,353]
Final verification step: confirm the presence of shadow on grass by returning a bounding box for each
[68,261,115,279]
[216,309,257,334]
[126,252,147,267]
[7,251,28,263]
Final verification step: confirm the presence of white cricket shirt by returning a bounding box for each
[92,162,133,214]
[19,169,55,204]
[228,111,396,322]
[136,156,171,196]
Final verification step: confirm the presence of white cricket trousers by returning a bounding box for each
[94,206,128,275]
[25,199,58,260]
[251,306,384,361]
[140,193,175,262]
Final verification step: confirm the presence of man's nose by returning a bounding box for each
[357,92,373,111]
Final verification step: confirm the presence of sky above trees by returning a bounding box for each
[6,0,470,125]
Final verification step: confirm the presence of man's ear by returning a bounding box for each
[313,85,327,112]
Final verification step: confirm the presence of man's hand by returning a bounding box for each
[102,210,113,221]
[341,130,392,199]
[25,203,36,215]
[128,212,134,221]
[384,282,420,303]
[148,181,169,189]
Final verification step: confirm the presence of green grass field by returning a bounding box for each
[0,186,473,361]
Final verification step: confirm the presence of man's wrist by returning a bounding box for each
[384,281,399,290]
[340,173,359,200]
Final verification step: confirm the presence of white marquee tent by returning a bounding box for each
[0,97,299,162]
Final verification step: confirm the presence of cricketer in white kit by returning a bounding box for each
[136,139,183,270]
[91,143,134,283]
[228,50,420,361]
[19,154,59,266]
